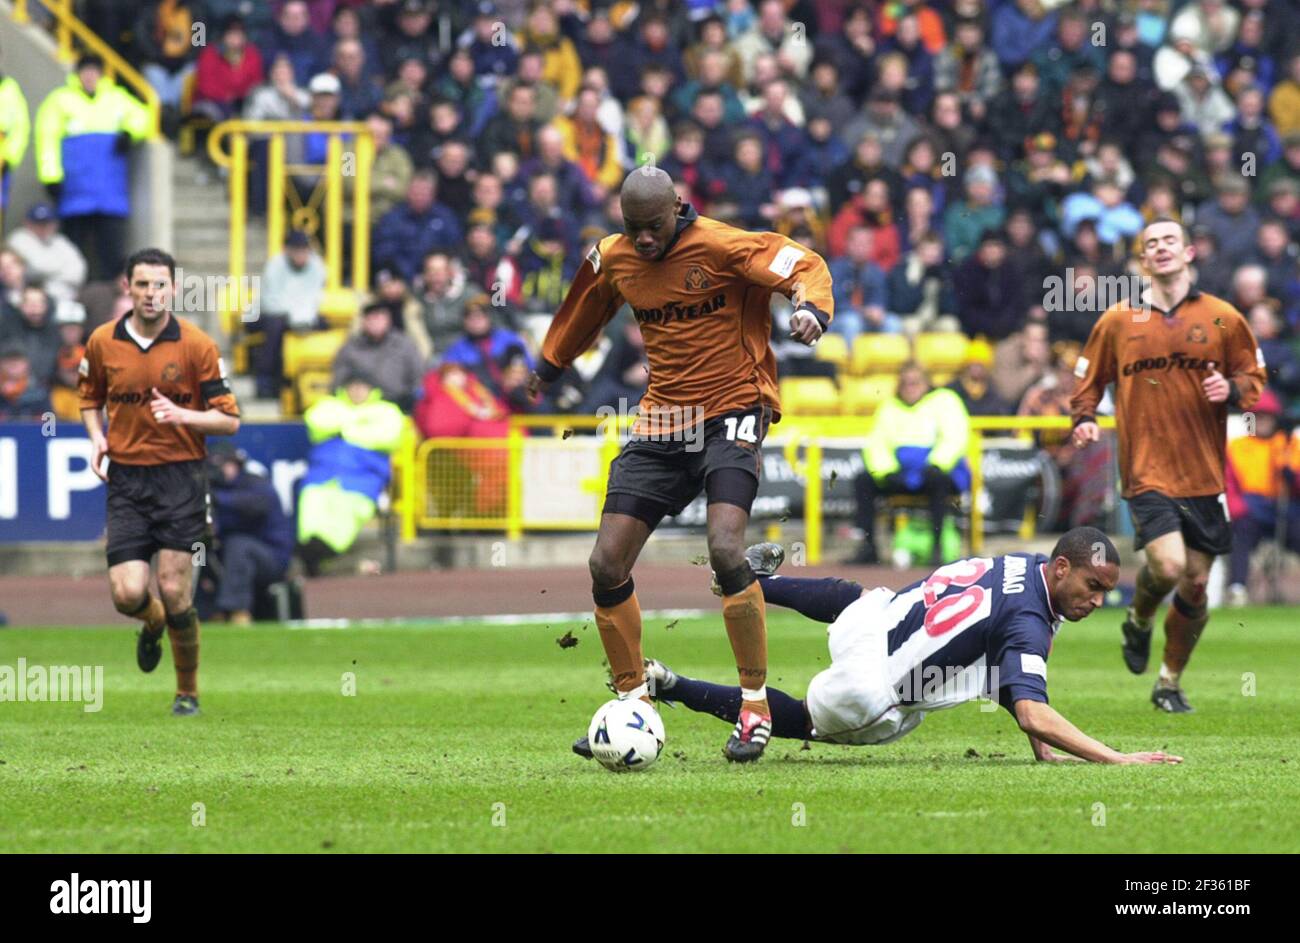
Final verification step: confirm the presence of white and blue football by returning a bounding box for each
[587,698,665,772]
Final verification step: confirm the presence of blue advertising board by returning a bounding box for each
[0,422,310,542]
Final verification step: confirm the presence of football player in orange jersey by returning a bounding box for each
[80,248,241,715]
[530,167,833,761]
[1072,218,1266,712]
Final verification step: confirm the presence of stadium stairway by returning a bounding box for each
[171,154,276,417]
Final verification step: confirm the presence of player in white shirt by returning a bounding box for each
[643,527,1183,764]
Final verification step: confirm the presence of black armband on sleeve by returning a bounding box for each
[200,377,233,403]
[1226,381,1242,408]
[1072,414,1095,428]
[535,357,563,383]
[796,303,831,331]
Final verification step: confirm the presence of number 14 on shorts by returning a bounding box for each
[724,415,758,442]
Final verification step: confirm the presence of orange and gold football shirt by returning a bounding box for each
[79,313,239,465]
[1070,288,1266,498]
[538,204,834,431]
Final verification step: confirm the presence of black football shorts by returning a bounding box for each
[105,459,210,566]
[1127,491,1232,557]
[604,404,771,522]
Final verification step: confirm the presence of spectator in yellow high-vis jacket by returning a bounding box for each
[0,65,31,213]
[296,375,405,577]
[848,362,972,566]
[34,54,150,280]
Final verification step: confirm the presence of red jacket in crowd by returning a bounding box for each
[194,44,265,106]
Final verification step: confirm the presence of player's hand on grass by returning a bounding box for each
[789,309,823,346]
[1119,751,1184,765]
[151,387,189,425]
[1202,370,1231,403]
[1073,421,1100,447]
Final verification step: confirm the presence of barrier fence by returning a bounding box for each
[206,119,374,292]
[394,415,1120,563]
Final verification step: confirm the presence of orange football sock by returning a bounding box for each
[722,580,769,715]
[166,608,201,697]
[1160,592,1208,687]
[594,579,645,698]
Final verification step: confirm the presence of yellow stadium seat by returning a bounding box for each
[319,289,360,329]
[841,375,898,415]
[914,332,970,379]
[780,377,840,416]
[282,328,348,379]
[296,369,335,411]
[813,332,848,369]
[851,333,911,376]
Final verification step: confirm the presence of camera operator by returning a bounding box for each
[202,443,295,624]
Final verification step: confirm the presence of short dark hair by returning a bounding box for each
[124,247,176,281]
[1141,215,1191,249]
[1051,526,1119,569]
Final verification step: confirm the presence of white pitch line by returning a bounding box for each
[285,608,708,630]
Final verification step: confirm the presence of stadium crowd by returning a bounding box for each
[2,0,1300,585]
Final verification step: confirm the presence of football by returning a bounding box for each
[587,698,666,772]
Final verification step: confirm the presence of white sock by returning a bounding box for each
[620,682,649,701]
[1128,606,1153,632]
[1157,662,1180,688]
[741,685,768,704]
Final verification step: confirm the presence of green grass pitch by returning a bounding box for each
[1,607,1297,853]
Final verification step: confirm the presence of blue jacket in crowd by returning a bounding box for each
[372,202,464,281]
[212,469,296,569]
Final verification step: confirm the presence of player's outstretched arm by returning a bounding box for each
[1026,731,1085,763]
[1014,699,1183,765]
[533,242,624,399]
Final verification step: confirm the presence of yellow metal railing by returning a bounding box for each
[388,418,419,544]
[206,120,374,291]
[414,415,623,536]
[967,415,1117,553]
[12,0,161,137]
[395,414,1120,564]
